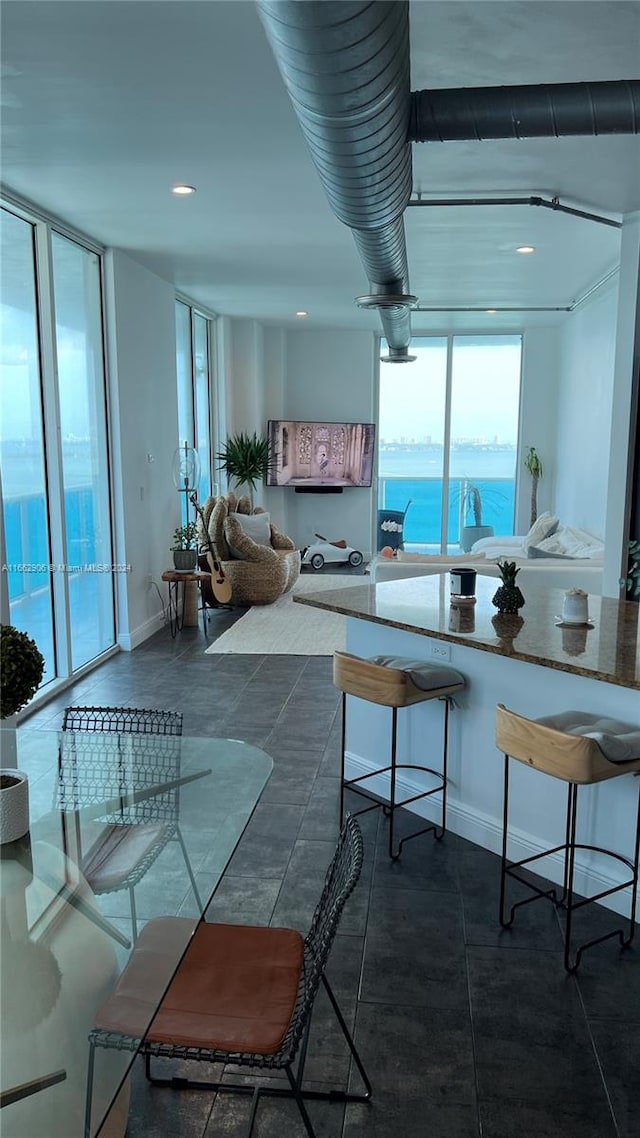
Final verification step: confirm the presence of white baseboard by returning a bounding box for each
[345,751,636,919]
[118,610,166,651]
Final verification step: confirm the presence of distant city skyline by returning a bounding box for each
[379,436,516,447]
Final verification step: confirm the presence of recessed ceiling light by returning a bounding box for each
[516,245,535,254]
[172,184,196,196]
[295,310,308,318]
[486,308,497,314]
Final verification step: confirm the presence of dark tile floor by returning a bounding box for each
[21,569,640,1138]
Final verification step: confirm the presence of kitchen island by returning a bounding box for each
[295,573,640,915]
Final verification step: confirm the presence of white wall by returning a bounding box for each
[554,277,619,538]
[222,318,265,440]
[231,323,586,555]
[516,328,561,531]
[604,212,640,597]
[264,327,378,554]
[104,250,179,648]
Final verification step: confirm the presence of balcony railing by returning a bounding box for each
[378,474,515,551]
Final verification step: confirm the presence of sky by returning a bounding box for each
[379,336,522,445]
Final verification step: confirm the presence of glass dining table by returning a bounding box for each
[0,728,273,1138]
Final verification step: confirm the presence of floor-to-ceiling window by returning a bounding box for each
[175,299,215,521]
[0,202,115,699]
[51,233,114,669]
[378,335,522,552]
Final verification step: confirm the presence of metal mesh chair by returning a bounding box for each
[84,814,371,1138]
[58,706,202,942]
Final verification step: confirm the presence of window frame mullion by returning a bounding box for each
[33,218,73,680]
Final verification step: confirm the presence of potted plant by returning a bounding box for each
[216,432,274,501]
[458,482,495,552]
[0,625,45,721]
[0,624,45,845]
[524,446,543,527]
[620,538,640,601]
[492,560,525,614]
[171,521,198,571]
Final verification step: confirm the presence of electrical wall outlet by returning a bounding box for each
[430,641,451,661]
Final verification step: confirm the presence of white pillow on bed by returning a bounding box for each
[532,526,604,560]
[522,512,559,552]
[470,535,522,553]
[527,544,578,560]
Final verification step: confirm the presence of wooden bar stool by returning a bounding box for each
[496,704,640,972]
[333,651,465,859]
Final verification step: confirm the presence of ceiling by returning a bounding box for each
[1,1,639,334]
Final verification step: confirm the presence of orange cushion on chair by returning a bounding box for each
[94,917,305,1056]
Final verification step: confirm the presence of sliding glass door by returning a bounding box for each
[0,210,56,681]
[175,300,214,519]
[51,233,114,669]
[378,335,522,552]
[0,203,115,704]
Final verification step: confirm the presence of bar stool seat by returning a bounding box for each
[333,651,465,859]
[496,704,640,972]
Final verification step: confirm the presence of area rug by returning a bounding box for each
[204,574,366,655]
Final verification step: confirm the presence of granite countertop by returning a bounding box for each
[294,573,640,690]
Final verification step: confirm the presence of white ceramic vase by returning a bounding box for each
[0,769,30,844]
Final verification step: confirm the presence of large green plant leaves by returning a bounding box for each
[216,432,274,491]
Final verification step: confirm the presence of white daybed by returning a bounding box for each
[371,517,605,594]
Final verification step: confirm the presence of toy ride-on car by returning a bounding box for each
[301,533,364,571]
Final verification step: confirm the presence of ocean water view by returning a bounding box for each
[1,442,517,608]
[378,443,517,546]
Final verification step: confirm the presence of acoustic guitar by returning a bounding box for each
[189,493,233,606]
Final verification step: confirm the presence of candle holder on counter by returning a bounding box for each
[449,602,476,633]
[450,567,477,601]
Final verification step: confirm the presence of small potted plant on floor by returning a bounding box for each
[524,446,543,527]
[458,482,494,552]
[171,521,198,571]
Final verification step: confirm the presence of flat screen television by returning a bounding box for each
[266,420,376,489]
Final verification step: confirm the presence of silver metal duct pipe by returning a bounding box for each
[257,0,417,361]
[409,80,640,142]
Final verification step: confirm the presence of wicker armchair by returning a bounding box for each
[197,492,300,606]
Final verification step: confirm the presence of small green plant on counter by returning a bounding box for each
[492,560,525,615]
